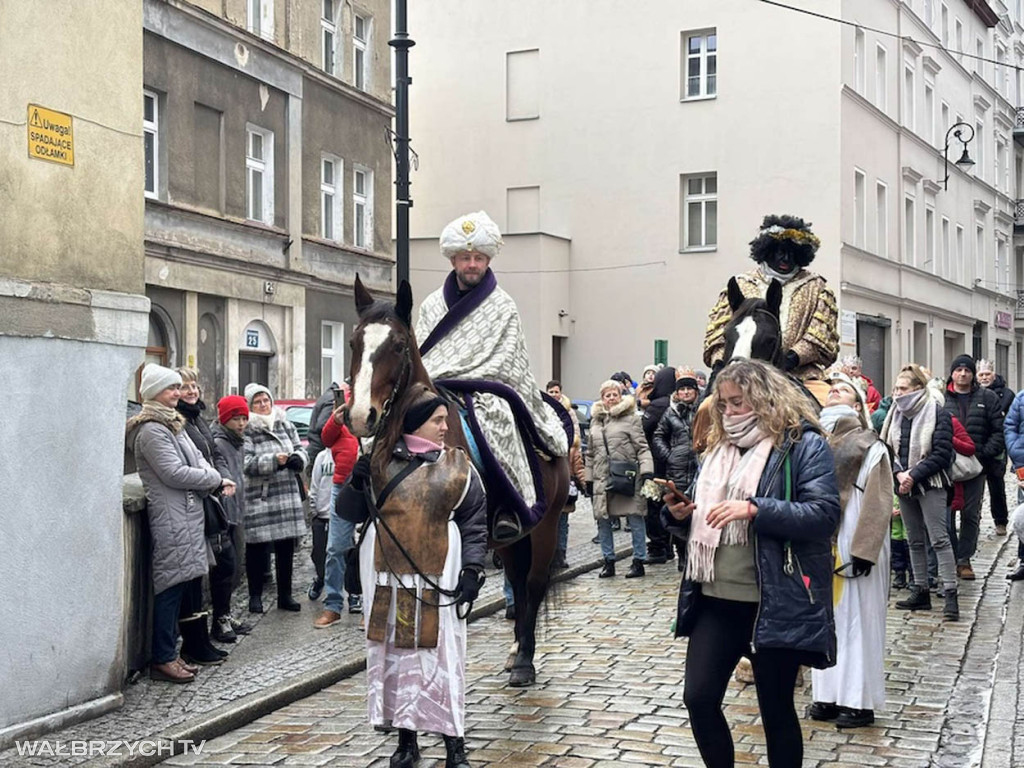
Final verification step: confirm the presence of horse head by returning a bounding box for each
[347,274,429,438]
[721,276,784,369]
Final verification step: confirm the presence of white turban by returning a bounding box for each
[439,211,503,260]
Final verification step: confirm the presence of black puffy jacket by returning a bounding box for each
[667,424,840,670]
[988,375,1015,417]
[641,368,680,474]
[652,401,699,493]
[942,383,1004,464]
[893,402,953,490]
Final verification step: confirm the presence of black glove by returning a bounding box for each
[349,455,372,491]
[783,350,800,372]
[456,567,485,606]
[640,473,654,483]
[585,481,594,498]
[851,556,873,577]
[285,454,304,471]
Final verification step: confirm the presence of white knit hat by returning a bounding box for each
[139,363,182,402]
[244,382,273,407]
[439,211,503,260]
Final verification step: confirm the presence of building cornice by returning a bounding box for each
[922,55,942,76]
[903,165,925,185]
[966,0,1001,28]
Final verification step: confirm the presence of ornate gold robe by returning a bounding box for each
[703,268,839,380]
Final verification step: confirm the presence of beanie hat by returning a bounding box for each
[217,395,249,425]
[949,354,976,377]
[139,363,182,402]
[244,382,273,408]
[676,377,699,391]
[439,211,503,260]
[402,395,448,435]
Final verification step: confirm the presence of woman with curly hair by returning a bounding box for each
[663,359,839,768]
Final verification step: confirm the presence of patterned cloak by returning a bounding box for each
[703,267,839,380]
[416,269,568,515]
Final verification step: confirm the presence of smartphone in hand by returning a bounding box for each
[655,478,692,506]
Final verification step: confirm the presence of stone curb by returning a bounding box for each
[86,542,636,768]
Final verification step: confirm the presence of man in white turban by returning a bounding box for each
[416,211,569,542]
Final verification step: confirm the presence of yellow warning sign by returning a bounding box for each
[27,104,74,166]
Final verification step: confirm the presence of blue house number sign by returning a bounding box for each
[246,329,260,348]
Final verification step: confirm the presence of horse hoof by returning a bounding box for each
[508,666,536,687]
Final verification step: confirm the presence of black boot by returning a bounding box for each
[624,558,645,579]
[276,549,300,612]
[552,549,568,570]
[892,570,907,590]
[943,589,959,621]
[598,559,615,578]
[179,614,225,666]
[443,734,470,768]
[248,595,264,614]
[1007,564,1024,581]
[895,585,932,611]
[389,729,419,768]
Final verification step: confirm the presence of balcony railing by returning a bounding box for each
[1017,289,1024,320]
[1017,106,1024,130]
[1016,200,1024,228]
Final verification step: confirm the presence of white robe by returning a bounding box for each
[417,282,568,508]
[811,440,890,711]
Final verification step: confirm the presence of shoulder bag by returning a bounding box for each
[602,426,638,497]
[948,452,983,483]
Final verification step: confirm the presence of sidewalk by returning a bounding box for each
[1,499,624,768]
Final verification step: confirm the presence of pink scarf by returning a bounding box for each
[685,412,774,583]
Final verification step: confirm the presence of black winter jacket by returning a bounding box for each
[893,402,953,490]
[666,424,839,669]
[306,384,341,463]
[641,368,679,473]
[652,401,699,493]
[988,375,1015,417]
[177,399,230,477]
[942,383,1004,464]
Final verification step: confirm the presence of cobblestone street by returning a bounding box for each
[7,492,1024,767]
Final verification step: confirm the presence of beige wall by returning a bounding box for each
[406,0,842,395]
[0,1,144,293]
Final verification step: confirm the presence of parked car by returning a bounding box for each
[276,399,317,447]
[571,399,593,452]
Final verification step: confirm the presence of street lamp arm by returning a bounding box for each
[942,121,975,190]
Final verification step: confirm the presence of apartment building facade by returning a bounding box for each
[143,0,393,402]
[405,0,1024,396]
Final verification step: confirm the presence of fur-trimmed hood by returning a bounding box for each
[592,395,636,422]
[126,403,185,443]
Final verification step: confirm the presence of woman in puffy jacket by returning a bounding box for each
[662,360,839,768]
[879,364,956,619]
[586,380,653,579]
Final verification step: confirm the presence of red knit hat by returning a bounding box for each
[217,395,249,425]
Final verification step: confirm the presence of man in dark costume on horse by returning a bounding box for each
[339,390,487,768]
[416,210,570,542]
[704,214,840,405]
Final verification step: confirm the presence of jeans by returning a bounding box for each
[557,512,569,551]
[684,596,803,768]
[954,475,986,564]
[324,483,357,613]
[900,487,957,593]
[152,582,188,664]
[503,574,514,607]
[597,514,646,561]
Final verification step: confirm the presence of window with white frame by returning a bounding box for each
[353,13,370,91]
[940,102,950,148]
[941,216,950,278]
[976,223,985,283]
[320,321,345,393]
[925,206,935,272]
[996,43,1008,98]
[955,19,963,62]
[924,0,934,27]
[682,30,717,100]
[353,166,373,249]
[997,138,1008,192]
[854,169,866,248]
[321,155,342,241]
[955,224,964,284]
[143,89,159,199]
[976,37,985,77]
[680,173,718,250]
[245,125,274,225]
[975,118,985,183]
[876,181,888,257]
[854,29,865,94]
[903,63,915,130]
[940,4,949,45]
[321,0,337,75]
[924,82,934,144]
[247,0,273,41]
[905,195,916,265]
[876,44,887,114]
[997,237,1009,292]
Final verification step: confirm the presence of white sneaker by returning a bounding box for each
[348,596,363,614]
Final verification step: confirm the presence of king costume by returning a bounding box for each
[416,211,569,529]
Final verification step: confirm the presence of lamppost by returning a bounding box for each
[390,0,415,286]
[941,121,975,190]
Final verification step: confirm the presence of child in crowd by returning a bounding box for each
[891,495,909,590]
[307,446,335,600]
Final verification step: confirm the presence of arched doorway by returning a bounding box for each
[135,306,178,401]
[239,320,276,394]
[198,312,224,401]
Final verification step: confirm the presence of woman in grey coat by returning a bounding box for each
[585,380,654,579]
[127,364,232,684]
[243,383,308,613]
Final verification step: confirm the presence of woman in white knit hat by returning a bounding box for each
[242,382,308,614]
[127,364,235,683]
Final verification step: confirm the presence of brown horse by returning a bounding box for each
[345,275,569,687]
